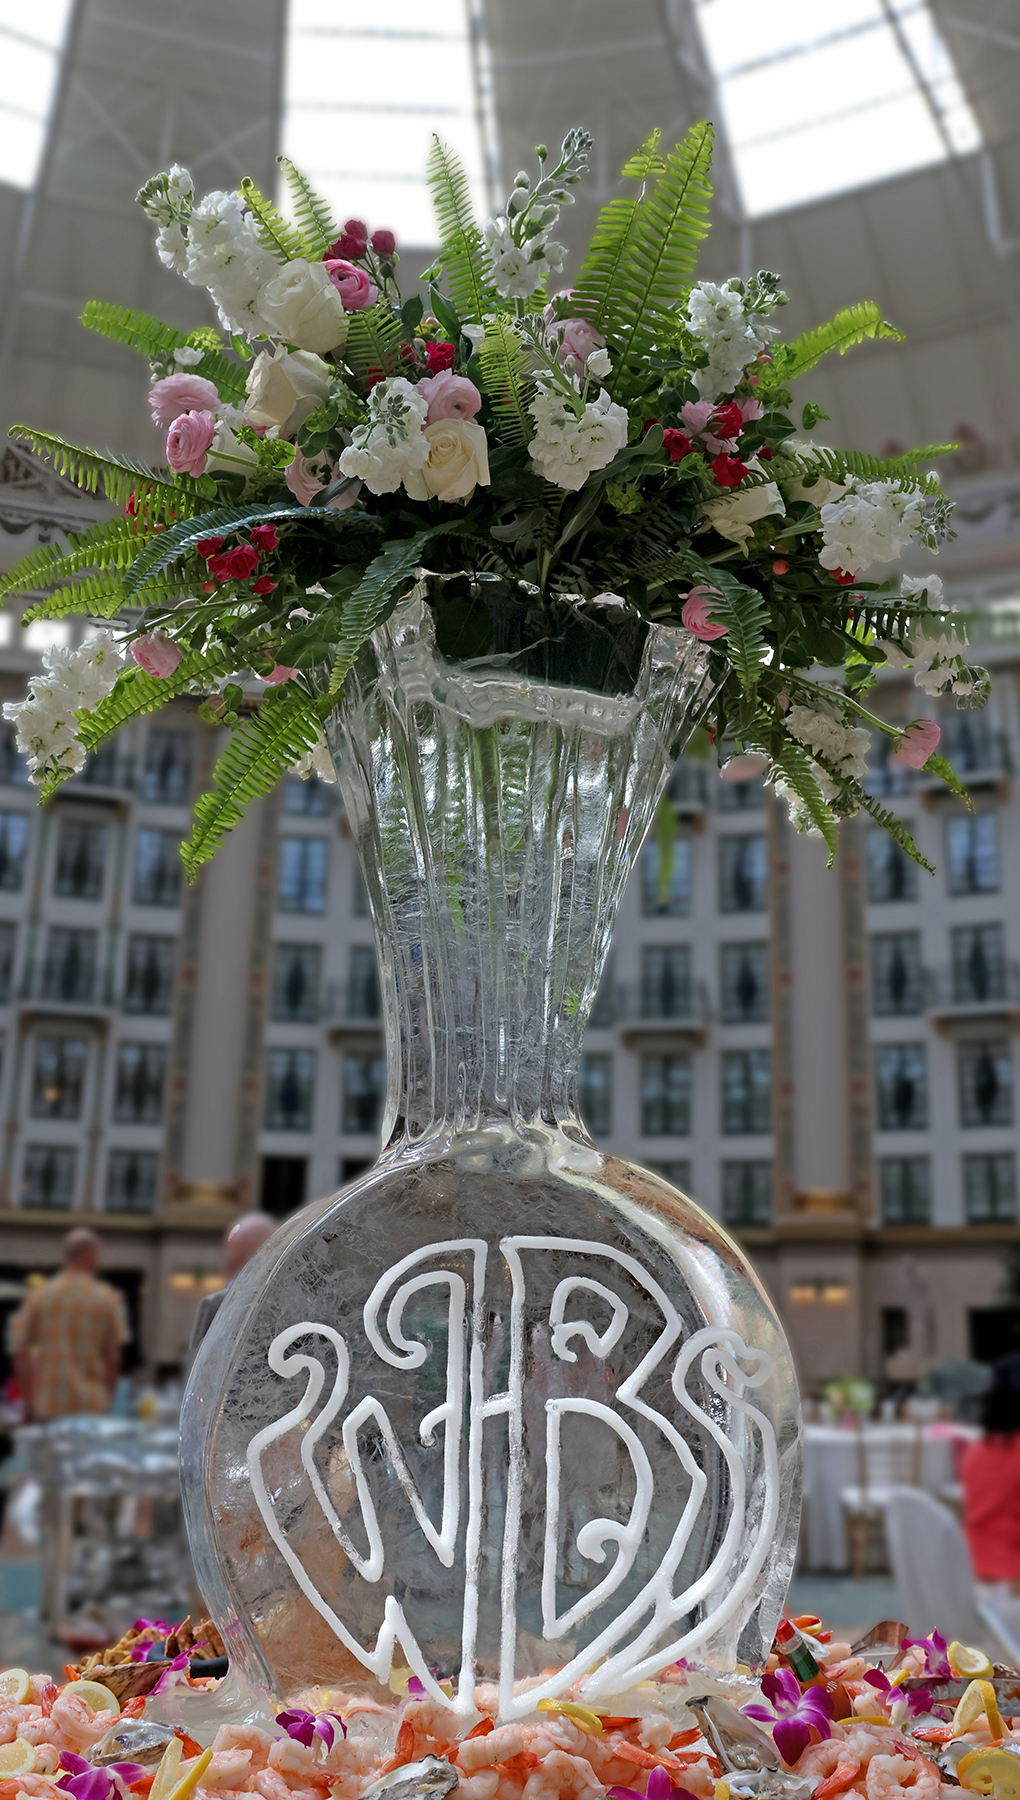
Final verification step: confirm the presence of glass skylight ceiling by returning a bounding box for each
[0,1,73,190]
[283,0,488,248]
[694,0,981,218]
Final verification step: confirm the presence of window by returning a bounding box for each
[0,920,15,1001]
[579,1052,612,1136]
[265,1047,316,1130]
[133,830,181,906]
[882,1307,910,1356]
[347,946,381,1019]
[952,923,1006,1004]
[141,730,191,805]
[720,942,769,1023]
[55,818,108,899]
[958,1039,1013,1127]
[42,927,97,1004]
[641,1053,691,1136]
[0,811,29,889]
[647,1159,691,1191]
[271,943,322,1022]
[78,743,119,789]
[875,1044,927,1130]
[113,1043,166,1124]
[31,1036,87,1119]
[941,710,994,774]
[642,835,691,916]
[0,726,29,786]
[721,1049,771,1134]
[719,835,768,912]
[880,1156,931,1224]
[278,836,327,913]
[871,932,923,1016]
[260,1154,308,1218]
[694,0,980,220]
[343,1052,386,1135]
[947,814,999,895]
[106,1150,159,1215]
[124,935,176,1014]
[283,774,330,814]
[722,1160,772,1226]
[352,865,370,916]
[964,1152,1017,1223]
[640,946,691,1018]
[716,772,765,813]
[867,827,917,903]
[0,1,75,190]
[21,1145,77,1211]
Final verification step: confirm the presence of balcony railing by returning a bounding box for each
[324,978,383,1026]
[925,961,1020,1017]
[589,979,712,1039]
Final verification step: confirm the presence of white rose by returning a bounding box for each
[780,444,847,507]
[701,480,785,549]
[206,422,259,475]
[257,259,349,354]
[403,419,491,503]
[245,346,331,437]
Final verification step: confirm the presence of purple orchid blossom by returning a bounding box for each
[902,1631,951,1679]
[609,1775,700,1800]
[150,1652,190,1697]
[862,1670,934,1717]
[57,1753,148,1800]
[744,1668,833,1766]
[276,1709,347,1752]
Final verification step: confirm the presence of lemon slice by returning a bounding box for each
[0,1741,37,1777]
[58,1678,119,1716]
[536,1699,604,1734]
[165,1747,212,1800]
[954,1680,1004,1741]
[951,1643,996,1680]
[0,1669,31,1704]
[957,1749,1020,1799]
[149,1737,183,1800]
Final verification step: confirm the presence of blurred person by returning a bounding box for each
[189,1211,276,1351]
[8,1228,128,1422]
[961,1353,1020,1639]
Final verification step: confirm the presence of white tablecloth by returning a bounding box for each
[802,1424,974,1570]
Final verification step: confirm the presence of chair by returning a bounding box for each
[884,1485,1020,1665]
[840,1426,922,1577]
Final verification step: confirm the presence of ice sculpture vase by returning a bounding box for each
[182,574,802,1718]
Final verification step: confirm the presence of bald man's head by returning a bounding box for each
[64,1227,101,1273]
[223,1212,276,1281]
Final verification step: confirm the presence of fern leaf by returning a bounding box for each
[425,136,494,322]
[20,568,185,623]
[684,558,768,691]
[925,750,973,805]
[278,156,338,257]
[240,177,306,264]
[859,789,933,871]
[477,316,533,447]
[182,688,322,876]
[8,426,206,523]
[342,302,408,385]
[77,646,244,751]
[767,736,841,861]
[572,134,666,337]
[325,530,441,700]
[778,444,948,492]
[120,501,312,599]
[0,516,148,604]
[770,303,904,382]
[79,302,248,403]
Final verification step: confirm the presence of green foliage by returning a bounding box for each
[572,135,665,336]
[182,687,322,876]
[9,426,209,523]
[0,516,146,604]
[239,177,306,264]
[120,501,307,598]
[769,303,904,382]
[278,156,338,257]
[685,561,769,692]
[342,302,408,385]
[79,302,248,402]
[925,751,973,805]
[859,790,933,872]
[77,645,244,751]
[425,136,495,323]
[324,531,440,700]
[777,443,950,494]
[477,316,534,447]
[766,737,840,860]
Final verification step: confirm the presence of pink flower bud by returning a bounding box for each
[131,631,182,678]
[681,586,729,642]
[892,718,941,769]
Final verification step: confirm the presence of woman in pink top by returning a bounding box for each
[962,1355,1020,1640]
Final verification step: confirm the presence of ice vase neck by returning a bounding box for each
[326,578,714,1158]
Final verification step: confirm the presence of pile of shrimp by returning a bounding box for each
[0,1677,126,1791]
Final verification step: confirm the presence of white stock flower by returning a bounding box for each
[489,246,545,300]
[338,376,429,496]
[687,280,777,402]
[173,345,206,367]
[786,702,870,780]
[184,189,278,337]
[462,322,486,350]
[291,730,338,785]
[527,385,628,490]
[586,348,612,380]
[156,222,189,276]
[3,631,124,784]
[774,764,856,836]
[818,479,925,576]
[900,573,944,605]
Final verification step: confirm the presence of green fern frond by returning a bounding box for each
[182,687,321,877]
[572,134,665,337]
[425,136,494,323]
[121,501,309,599]
[342,302,408,385]
[77,645,244,753]
[770,303,904,382]
[778,445,948,492]
[477,316,533,447]
[20,568,186,623]
[278,156,338,257]
[325,530,443,700]
[0,516,148,604]
[684,559,768,692]
[240,178,306,264]
[859,789,933,871]
[767,736,840,860]
[925,750,972,804]
[79,302,248,402]
[8,426,207,523]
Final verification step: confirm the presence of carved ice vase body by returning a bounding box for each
[181,575,802,1717]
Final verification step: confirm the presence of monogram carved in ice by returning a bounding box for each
[247,1236,779,1717]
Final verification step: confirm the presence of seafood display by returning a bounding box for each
[2,1615,1019,1800]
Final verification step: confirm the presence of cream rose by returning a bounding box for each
[257,259,349,354]
[701,478,785,550]
[403,418,490,504]
[206,421,259,475]
[780,443,847,508]
[245,347,331,437]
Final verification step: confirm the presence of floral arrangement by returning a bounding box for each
[0,125,987,873]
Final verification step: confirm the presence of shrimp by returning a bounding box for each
[865,1754,941,1800]
[400,1697,462,1759]
[793,1737,861,1797]
[521,1749,601,1800]
[0,1705,25,1748]
[31,1746,59,1776]
[212,1726,278,1764]
[252,1773,324,1800]
[458,1775,501,1800]
[266,1738,329,1790]
[15,1718,59,1749]
[26,1681,52,1708]
[458,1726,525,1773]
[0,1775,67,1800]
[637,1716,675,1754]
[48,1695,119,1752]
[319,1734,385,1800]
[844,1726,908,1768]
[189,1751,253,1790]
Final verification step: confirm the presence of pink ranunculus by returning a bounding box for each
[737,396,764,422]
[415,372,482,425]
[285,444,330,506]
[680,398,740,454]
[264,664,298,685]
[131,631,182,678]
[550,316,606,372]
[323,259,378,311]
[166,410,217,476]
[892,718,941,769]
[148,373,220,431]
[681,585,729,641]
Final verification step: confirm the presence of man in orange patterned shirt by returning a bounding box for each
[10,1228,129,1421]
